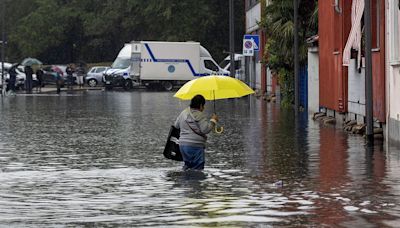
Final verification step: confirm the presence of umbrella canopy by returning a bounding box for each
[174,75,255,100]
[21,58,43,66]
[51,65,64,76]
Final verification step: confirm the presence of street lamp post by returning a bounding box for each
[364,0,374,145]
[1,0,5,96]
[229,0,235,78]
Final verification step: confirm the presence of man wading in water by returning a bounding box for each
[174,95,218,170]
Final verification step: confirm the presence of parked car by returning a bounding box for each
[41,66,65,87]
[15,66,39,89]
[0,63,38,90]
[85,66,109,87]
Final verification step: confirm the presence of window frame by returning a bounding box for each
[390,0,400,64]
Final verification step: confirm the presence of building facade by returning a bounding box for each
[245,0,267,93]
[386,0,400,144]
[318,0,386,129]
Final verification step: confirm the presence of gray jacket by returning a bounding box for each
[174,108,214,148]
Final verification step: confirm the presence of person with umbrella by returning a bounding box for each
[66,64,75,90]
[24,65,34,93]
[8,63,20,93]
[172,75,255,170]
[35,68,44,92]
[174,94,219,170]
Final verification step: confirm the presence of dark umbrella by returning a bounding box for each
[21,58,43,66]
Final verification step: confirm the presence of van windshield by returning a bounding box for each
[219,60,229,69]
[112,57,131,69]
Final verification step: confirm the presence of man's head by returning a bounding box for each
[190,94,206,111]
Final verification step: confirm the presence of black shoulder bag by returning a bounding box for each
[163,125,183,161]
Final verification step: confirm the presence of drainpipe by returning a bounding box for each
[294,0,299,111]
[364,0,374,145]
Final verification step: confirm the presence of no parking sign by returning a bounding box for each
[242,39,254,56]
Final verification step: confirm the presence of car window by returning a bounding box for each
[95,67,105,73]
[89,68,96,73]
[204,60,219,72]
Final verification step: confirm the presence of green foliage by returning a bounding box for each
[4,0,245,64]
[260,0,317,106]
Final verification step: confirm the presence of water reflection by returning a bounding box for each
[0,91,399,227]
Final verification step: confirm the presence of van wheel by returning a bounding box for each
[162,81,173,91]
[124,79,133,90]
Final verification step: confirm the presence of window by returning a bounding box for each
[372,0,381,49]
[235,60,241,70]
[246,0,259,10]
[391,0,400,62]
[219,59,229,69]
[96,67,105,73]
[204,60,219,72]
[112,58,131,69]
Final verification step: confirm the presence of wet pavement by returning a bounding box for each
[0,90,399,227]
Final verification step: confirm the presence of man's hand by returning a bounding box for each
[211,113,219,122]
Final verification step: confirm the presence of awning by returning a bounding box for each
[343,0,364,67]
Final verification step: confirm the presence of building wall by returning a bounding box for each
[347,59,366,120]
[245,2,264,91]
[371,0,386,123]
[386,0,400,143]
[246,1,261,32]
[318,0,352,113]
[308,47,319,113]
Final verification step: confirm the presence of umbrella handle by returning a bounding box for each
[214,124,224,134]
[212,90,223,133]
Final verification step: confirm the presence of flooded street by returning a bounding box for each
[0,91,400,227]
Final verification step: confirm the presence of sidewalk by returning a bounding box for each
[38,86,103,94]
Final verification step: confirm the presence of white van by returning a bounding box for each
[220,54,245,81]
[104,41,229,90]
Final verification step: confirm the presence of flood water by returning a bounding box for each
[0,91,400,227]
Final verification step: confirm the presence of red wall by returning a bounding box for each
[318,0,352,113]
[319,0,386,122]
[371,0,386,122]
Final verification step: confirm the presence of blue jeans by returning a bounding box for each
[179,145,205,170]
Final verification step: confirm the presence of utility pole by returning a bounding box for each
[1,0,5,97]
[229,0,235,78]
[364,0,374,145]
[294,0,299,111]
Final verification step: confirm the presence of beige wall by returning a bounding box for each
[388,0,400,119]
[386,0,400,142]
[246,3,261,33]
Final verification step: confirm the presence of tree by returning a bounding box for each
[260,0,317,106]
[5,0,245,64]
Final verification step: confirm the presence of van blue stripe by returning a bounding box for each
[144,43,211,77]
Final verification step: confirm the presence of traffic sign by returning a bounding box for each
[242,39,254,56]
[244,34,260,51]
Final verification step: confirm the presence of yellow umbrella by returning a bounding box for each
[174,75,255,133]
[174,75,255,101]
